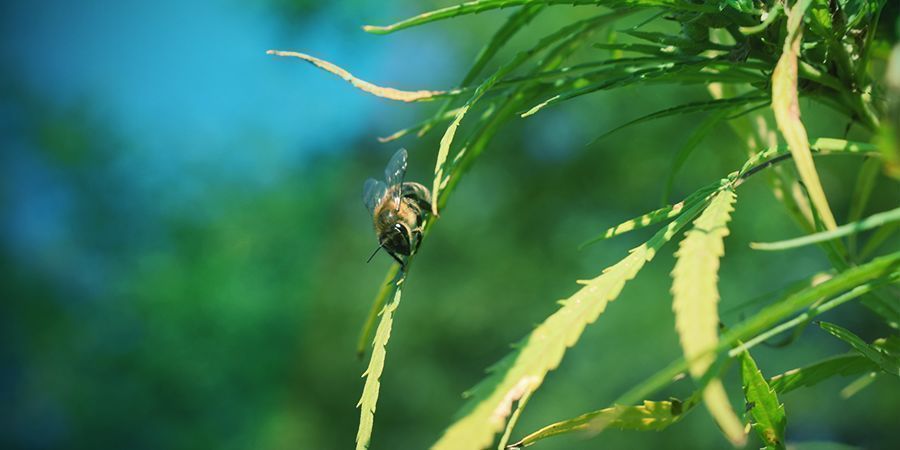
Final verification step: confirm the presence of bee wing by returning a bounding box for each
[384,148,408,210]
[363,178,387,215]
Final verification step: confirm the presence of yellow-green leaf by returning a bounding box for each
[432,191,713,450]
[580,182,719,248]
[508,399,691,448]
[750,206,900,251]
[267,50,445,102]
[671,188,745,446]
[741,350,786,450]
[770,0,837,230]
[356,286,403,450]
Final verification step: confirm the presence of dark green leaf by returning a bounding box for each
[818,322,900,376]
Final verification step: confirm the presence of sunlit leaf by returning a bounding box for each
[770,0,838,230]
[267,50,446,102]
[741,350,786,450]
[580,182,719,248]
[513,252,900,448]
[507,399,693,448]
[378,107,466,143]
[357,264,400,358]
[671,188,745,446]
[356,285,403,450]
[818,322,900,376]
[432,190,712,450]
[750,206,900,251]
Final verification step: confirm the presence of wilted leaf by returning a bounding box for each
[770,0,838,230]
[267,50,445,102]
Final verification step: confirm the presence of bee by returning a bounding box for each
[363,149,432,269]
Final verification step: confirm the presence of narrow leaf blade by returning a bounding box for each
[508,399,690,448]
[818,322,900,376]
[768,354,878,395]
[751,206,900,251]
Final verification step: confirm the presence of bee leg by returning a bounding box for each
[386,251,406,271]
[412,230,423,253]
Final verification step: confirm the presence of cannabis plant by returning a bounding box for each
[270,0,898,448]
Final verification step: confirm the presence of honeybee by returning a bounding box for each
[363,149,432,269]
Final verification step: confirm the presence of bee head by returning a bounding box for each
[379,222,412,256]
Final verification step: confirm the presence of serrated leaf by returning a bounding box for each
[750,206,900,251]
[266,50,445,102]
[357,264,400,358]
[581,182,719,248]
[818,321,900,376]
[768,354,877,395]
[356,286,402,450]
[362,0,715,34]
[507,399,692,448]
[741,350,786,450]
[771,0,838,230]
[510,253,900,448]
[671,189,745,446]
[432,189,711,450]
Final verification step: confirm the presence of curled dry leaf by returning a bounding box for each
[267,50,445,102]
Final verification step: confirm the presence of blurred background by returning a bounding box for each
[2,1,898,449]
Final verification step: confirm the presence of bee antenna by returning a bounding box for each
[366,244,383,263]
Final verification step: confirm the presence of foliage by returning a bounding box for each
[271,0,900,448]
